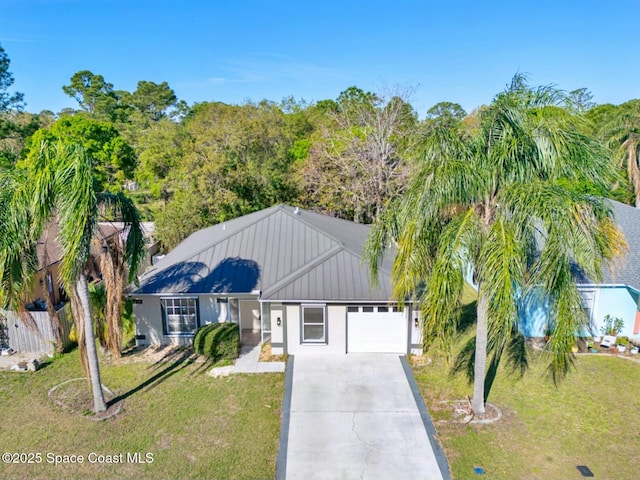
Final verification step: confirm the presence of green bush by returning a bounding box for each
[616,336,630,346]
[193,322,239,362]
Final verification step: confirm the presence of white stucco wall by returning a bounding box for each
[199,295,226,324]
[133,296,162,346]
[133,294,229,347]
[410,307,423,355]
[270,304,285,355]
[286,304,347,355]
[240,300,261,330]
[326,305,347,354]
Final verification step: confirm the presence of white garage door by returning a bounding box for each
[347,306,408,353]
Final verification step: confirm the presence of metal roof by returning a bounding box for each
[134,205,394,301]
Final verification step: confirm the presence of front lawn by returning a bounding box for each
[414,346,640,479]
[0,350,284,480]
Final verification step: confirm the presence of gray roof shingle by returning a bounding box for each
[134,205,394,301]
[591,200,640,292]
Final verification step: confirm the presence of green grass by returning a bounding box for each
[413,284,640,480]
[0,350,284,480]
[416,354,640,479]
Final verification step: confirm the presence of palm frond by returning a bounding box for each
[478,215,526,355]
[0,170,41,332]
[54,144,97,285]
[418,208,482,356]
[450,335,476,384]
[96,191,146,282]
[543,262,584,384]
[363,200,400,284]
[499,181,627,289]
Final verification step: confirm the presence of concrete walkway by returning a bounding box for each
[278,354,449,480]
[233,344,285,374]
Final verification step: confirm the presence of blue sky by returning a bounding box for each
[1,0,639,117]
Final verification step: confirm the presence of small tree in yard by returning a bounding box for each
[365,75,627,413]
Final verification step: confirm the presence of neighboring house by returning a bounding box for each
[131,205,424,355]
[0,222,130,355]
[518,200,640,340]
[102,221,161,272]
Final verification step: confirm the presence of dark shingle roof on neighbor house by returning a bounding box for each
[134,205,396,301]
[593,200,640,292]
[37,222,123,270]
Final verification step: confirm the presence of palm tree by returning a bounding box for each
[600,100,640,207]
[11,141,145,413]
[365,75,626,413]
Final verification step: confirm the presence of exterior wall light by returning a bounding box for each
[414,318,419,328]
[276,317,281,327]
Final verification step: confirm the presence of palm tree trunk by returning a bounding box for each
[68,285,89,377]
[77,274,107,413]
[100,240,124,360]
[626,143,640,207]
[471,292,488,414]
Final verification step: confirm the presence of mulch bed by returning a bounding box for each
[259,343,287,362]
[435,399,503,424]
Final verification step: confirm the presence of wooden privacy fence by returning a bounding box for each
[0,304,74,355]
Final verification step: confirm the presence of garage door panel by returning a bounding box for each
[347,311,407,353]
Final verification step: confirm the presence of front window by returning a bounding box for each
[302,305,325,343]
[162,297,199,335]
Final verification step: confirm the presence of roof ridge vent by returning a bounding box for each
[294,207,300,215]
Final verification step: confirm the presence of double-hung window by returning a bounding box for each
[301,305,326,343]
[162,297,199,335]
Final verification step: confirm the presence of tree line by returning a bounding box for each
[2,44,638,254]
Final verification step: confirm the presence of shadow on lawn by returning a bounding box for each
[108,351,196,406]
[449,299,529,403]
[108,347,224,406]
[144,346,221,376]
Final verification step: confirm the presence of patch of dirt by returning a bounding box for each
[436,399,503,424]
[259,343,287,362]
[48,378,122,421]
[117,345,204,365]
[409,355,432,367]
[0,352,45,370]
[155,432,172,451]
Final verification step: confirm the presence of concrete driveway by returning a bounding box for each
[277,354,449,480]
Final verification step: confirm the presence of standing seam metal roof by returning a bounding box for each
[134,205,394,301]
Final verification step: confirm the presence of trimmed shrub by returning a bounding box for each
[193,324,214,355]
[193,322,239,362]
